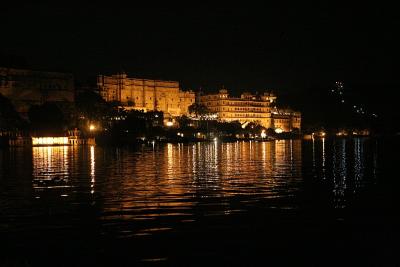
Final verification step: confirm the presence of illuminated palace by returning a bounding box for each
[97,73,195,116]
[200,89,301,132]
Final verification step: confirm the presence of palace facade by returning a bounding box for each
[97,73,195,117]
[0,67,74,115]
[200,89,301,132]
[270,107,301,132]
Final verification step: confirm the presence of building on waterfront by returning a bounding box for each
[0,67,74,115]
[270,107,301,132]
[97,73,195,117]
[199,89,301,132]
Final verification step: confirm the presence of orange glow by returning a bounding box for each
[32,137,68,146]
[260,130,267,138]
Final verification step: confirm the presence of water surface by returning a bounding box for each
[0,139,398,266]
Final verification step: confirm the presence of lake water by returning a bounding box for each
[0,138,399,266]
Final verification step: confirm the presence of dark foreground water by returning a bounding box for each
[0,138,399,266]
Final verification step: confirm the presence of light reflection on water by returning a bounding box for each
[98,140,303,227]
[90,145,95,195]
[32,146,70,191]
[332,139,347,208]
[0,139,380,235]
[309,138,378,209]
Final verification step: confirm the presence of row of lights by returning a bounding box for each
[332,81,378,119]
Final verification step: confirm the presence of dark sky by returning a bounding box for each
[2,3,399,126]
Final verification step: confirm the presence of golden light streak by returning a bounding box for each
[32,137,68,145]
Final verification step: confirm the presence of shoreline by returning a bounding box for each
[2,134,397,149]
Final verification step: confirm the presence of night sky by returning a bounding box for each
[2,3,399,129]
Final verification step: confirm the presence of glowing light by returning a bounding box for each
[89,124,96,131]
[260,130,267,138]
[32,137,68,146]
[321,132,326,137]
[275,128,283,134]
[166,121,173,127]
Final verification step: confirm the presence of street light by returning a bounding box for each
[89,124,96,131]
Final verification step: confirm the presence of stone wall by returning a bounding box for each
[0,67,74,114]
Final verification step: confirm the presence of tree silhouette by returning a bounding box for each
[0,93,26,132]
[188,103,210,117]
[28,103,65,135]
[75,91,112,122]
